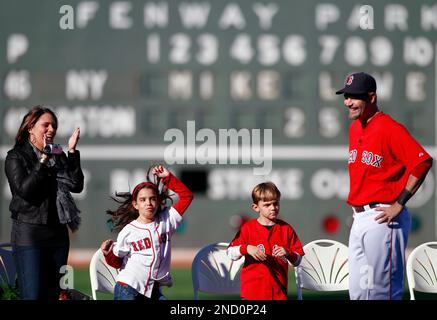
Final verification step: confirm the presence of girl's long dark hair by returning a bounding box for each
[106,166,173,233]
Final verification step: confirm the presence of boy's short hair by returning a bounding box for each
[252,182,281,203]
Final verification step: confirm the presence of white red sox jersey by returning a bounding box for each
[105,173,193,298]
[113,207,182,297]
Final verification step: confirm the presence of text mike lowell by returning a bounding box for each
[163,121,272,176]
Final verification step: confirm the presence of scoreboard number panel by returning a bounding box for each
[1,0,436,247]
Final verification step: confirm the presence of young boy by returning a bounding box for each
[227,182,304,300]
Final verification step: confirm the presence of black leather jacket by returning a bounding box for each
[4,141,84,224]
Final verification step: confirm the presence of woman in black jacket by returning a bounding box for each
[4,106,84,300]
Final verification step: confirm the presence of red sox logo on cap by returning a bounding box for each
[346,75,354,85]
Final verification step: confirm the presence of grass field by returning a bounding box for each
[74,266,349,300]
[71,266,437,300]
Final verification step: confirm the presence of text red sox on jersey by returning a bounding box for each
[349,149,383,167]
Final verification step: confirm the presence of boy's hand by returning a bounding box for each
[247,245,267,261]
[101,239,114,256]
[153,165,169,178]
[272,245,287,258]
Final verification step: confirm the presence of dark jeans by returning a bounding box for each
[13,244,69,300]
[114,282,167,300]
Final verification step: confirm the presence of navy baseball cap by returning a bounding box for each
[335,72,377,95]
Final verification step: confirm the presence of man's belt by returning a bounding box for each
[352,202,385,213]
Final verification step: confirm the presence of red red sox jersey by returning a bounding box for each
[227,219,304,300]
[106,174,193,298]
[348,112,431,206]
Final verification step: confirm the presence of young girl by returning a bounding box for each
[100,165,193,300]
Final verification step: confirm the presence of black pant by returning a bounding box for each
[13,243,69,300]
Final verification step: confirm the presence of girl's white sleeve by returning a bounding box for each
[167,207,183,235]
[112,227,131,258]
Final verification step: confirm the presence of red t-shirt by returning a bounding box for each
[229,219,304,300]
[348,112,431,206]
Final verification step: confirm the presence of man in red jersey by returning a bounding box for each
[227,182,304,300]
[336,72,433,300]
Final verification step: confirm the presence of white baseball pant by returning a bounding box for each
[348,204,411,300]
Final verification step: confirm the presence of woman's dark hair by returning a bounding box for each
[15,105,58,146]
[106,166,173,233]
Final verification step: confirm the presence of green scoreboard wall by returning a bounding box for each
[1,0,436,248]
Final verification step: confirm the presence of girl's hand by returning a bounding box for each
[68,127,80,152]
[101,239,114,256]
[153,165,169,178]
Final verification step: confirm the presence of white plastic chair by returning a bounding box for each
[89,249,119,300]
[295,239,349,299]
[0,243,16,287]
[191,242,244,300]
[406,241,437,300]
